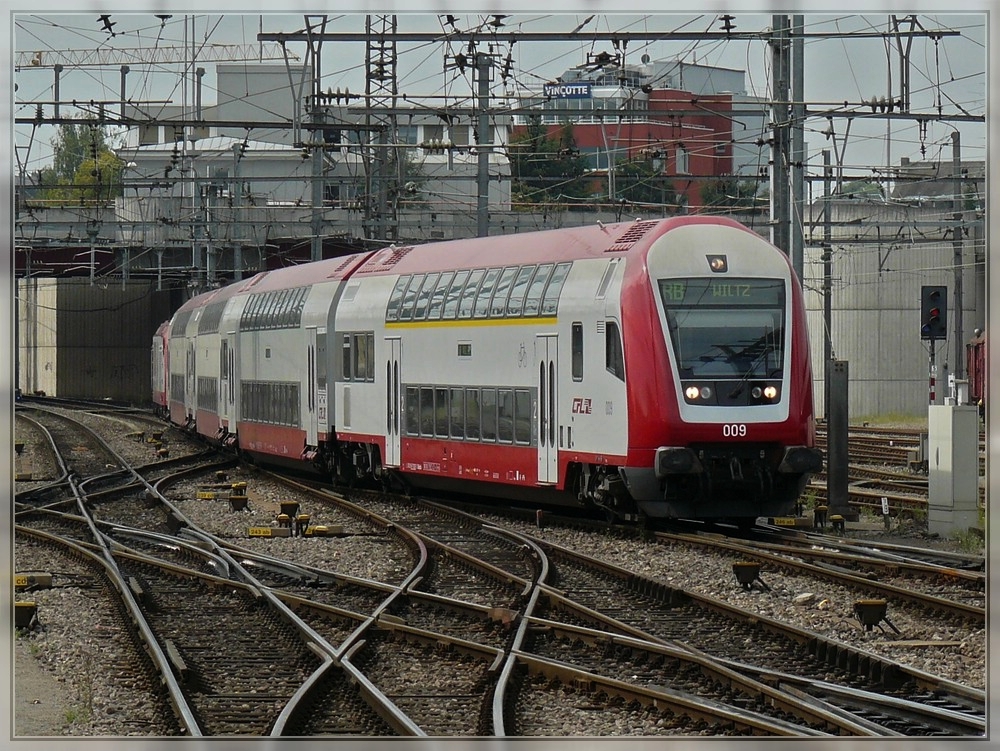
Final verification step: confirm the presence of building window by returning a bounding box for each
[676,145,689,175]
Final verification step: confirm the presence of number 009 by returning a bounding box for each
[722,424,747,437]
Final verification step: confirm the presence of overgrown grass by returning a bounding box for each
[951,527,985,554]
[851,412,928,428]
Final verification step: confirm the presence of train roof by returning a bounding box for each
[169,251,374,315]
[351,215,760,277]
[169,216,767,318]
[229,252,374,293]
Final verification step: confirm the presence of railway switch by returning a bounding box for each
[853,599,900,634]
[732,561,770,592]
[14,601,38,630]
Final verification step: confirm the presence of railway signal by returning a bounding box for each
[920,285,947,340]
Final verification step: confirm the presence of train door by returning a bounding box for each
[219,335,232,427]
[536,333,558,484]
[384,337,402,467]
[305,327,319,445]
[226,331,238,423]
[186,339,196,419]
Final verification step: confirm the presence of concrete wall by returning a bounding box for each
[16,279,175,404]
[803,198,984,419]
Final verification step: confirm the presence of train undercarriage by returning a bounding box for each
[193,420,819,530]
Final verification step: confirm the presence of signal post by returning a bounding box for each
[920,285,947,405]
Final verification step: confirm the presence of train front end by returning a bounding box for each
[621,218,822,523]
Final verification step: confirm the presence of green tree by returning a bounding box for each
[44,121,123,203]
[700,178,765,213]
[838,179,885,201]
[509,117,590,207]
[615,158,666,206]
[73,150,125,203]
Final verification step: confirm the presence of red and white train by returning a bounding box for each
[152,216,823,526]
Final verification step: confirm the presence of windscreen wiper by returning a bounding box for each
[728,346,772,399]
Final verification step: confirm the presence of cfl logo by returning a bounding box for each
[572,397,593,414]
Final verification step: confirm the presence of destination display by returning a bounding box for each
[659,278,784,307]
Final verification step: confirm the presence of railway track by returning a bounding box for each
[13,404,986,737]
[654,530,985,622]
[526,536,984,737]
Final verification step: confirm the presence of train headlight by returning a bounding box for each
[763,385,779,400]
[684,385,713,402]
[751,386,763,399]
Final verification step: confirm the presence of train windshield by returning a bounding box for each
[658,278,785,379]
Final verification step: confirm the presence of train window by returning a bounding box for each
[198,300,225,334]
[240,295,257,329]
[353,333,369,381]
[572,323,584,380]
[398,274,425,321]
[291,287,308,325]
[262,291,280,328]
[316,333,327,390]
[249,295,264,329]
[274,289,291,327]
[267,292,280,328]
[341,334,353,380]
[541,262,572,316]
[405,386,420,435]
[426,272,455,319]
[480,388,497,442]
[522,264,554,317]
[465,388,481,440]
[490,267,519,317]
[514,389,532,445]
[442,270,470,318]
[386,276,410,321]
[449,388,465,439]
[413,272,440,320]
[497,389,515,443]
[473,268,502,318]
[434,388,449,437]
[659,278,786,380]
[281,289,297,327]
[506,266,536,317]
[605,321,626,381]
[420,387,435,436]
[458,269,486,318]
[596,259,620,300]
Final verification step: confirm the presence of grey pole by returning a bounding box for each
[827,360,852,519]
[952,131,964,380]
[476,53,492,238]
